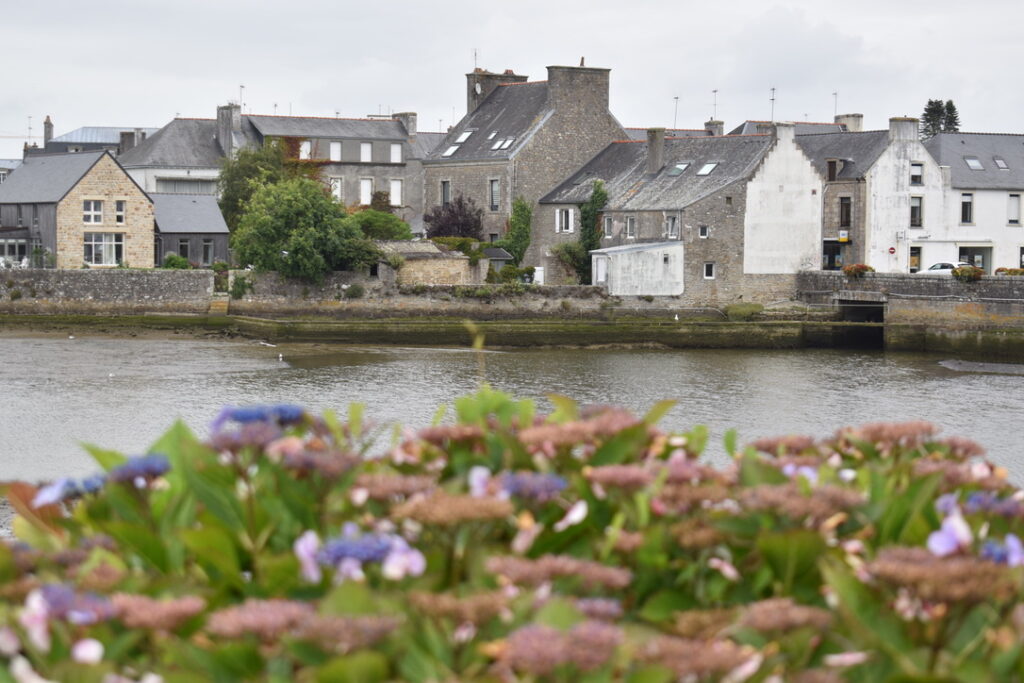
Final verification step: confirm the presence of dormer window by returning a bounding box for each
[827,159,838,181]
[666,162,689,176]
[455,130,474,143]
[696,162,718,176]
[964,156,984,171]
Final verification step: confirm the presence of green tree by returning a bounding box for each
[424,194,483,239]
[943,100,961,132]
[342,209,414,240]
[496,196,532,266]
[218,142,288,232]
[920,99,945,139]
[568,180,608,284]
[231,178,379,284]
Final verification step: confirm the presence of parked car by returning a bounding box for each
[917,261,972,275]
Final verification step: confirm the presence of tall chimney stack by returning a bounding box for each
[43,116,53,145]
[546,65,610,112]
[217,103,242,157]
[646,128,666,175]
[466,68,528,114]
[835,113,863,132]
[704,119,724,137]
[392,112,417,140]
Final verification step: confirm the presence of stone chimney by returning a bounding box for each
[217,103,242,157]
[773,121,795,144]
[755,122,774,135]
[466,68,528,114]
[119,131,136,154]
[646,128,666,175]
[835,113,863,132]
[392,112,417,140]
[43,116,53,145]
[704,119,724,137]
[889,116,918,142]
[546,65,611,111]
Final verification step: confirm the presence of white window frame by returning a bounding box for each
[556,208,574,233]
[201,238,214,266]
[329,141,342,162]
[910,163,923,186]
[115,200,126,224]
[666,215,679,239]
[390,179,403,207]
[299,140,311,160]
[910,196,923,228]
[390,143,402,164]
[0,171,7,184]
[83,200,103,224]
[440,180,451,206]
[359,178,373,205]
[360,142,372,163]
[625,216,636,239]
[178,238,190,259]
[1009,193,1021,226]
[703,262,715,279]
[488,179,500,212]
[961,193,974,224]
[603,215,613,238]
[329,177,343,202]
[83,232,123,266]
[698,224,709,239]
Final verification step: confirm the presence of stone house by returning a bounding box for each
[923,132,1024,272]
[0,151,154,269]
[375,240,480,285]
[119,106,443,234]
[541,124,822,302]
[421,64,626,274]
[152,194,230,266]
[796,117,945,273]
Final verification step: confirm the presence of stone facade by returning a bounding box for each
[820,178,865,267]
[394,256,478,286]
[55,155,154,269]
[424,162,512,241]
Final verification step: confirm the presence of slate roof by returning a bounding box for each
[624,128,709,140]
[51,126,160,144]
[0,151,107,203]
[118,118,233,169]
[425,82,551,162]
[924,132,1024,190]
[728,120,846,136]
[376,240,463,260]
[795,130,890,180]
[410,132,445,159]
[247,116,406,140]
[482,246,513,260]
[0,159,21,170]
[152,194,228,234]
[540,135,773,211]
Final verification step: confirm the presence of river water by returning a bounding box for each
[3,333,1023,482]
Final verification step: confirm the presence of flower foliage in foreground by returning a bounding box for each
[1,390,1023,681]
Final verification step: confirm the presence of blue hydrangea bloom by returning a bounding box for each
[108,454,170,483]
[501,472,568,501]
[39,584,116,625]
[317,534,394,565]
[211,404,306,432]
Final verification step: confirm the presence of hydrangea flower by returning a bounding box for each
[926,513,972,557]
[381,537,426,580]
[501,472,568,501]
[108,454,170,485]
[781,463,818,485]
[293,531,322,583]
[31,478,78,508]
[981,534,1024,566]
[211,405,306,432]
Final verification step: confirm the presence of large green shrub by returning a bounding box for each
[1,389,1020,681]
[161,253,191,269]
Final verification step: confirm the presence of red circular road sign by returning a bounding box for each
[888,247,896,254]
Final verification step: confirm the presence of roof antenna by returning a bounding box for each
[712,89,718,119]
[273,103,278,115]
[769,87,776,122]
[27,115,32,145]
[473,48,478,69]
[833,91,838,117]
[673,96,679,129]
[580,56,585,67]
[239,85,245,110]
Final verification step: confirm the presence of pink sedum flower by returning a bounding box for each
[71,638,104,664]
[18,590,50,653]
[708,557,740,582]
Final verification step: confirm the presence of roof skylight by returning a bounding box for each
[441,145,459,158]
[499,138,514,150]
[964,156,984,171]
[994,157,1009,170]
[491,139,504,150]
[696,162,718,176]
[666,162,690,176]
[487,131,497,140]
[455,130,474,144]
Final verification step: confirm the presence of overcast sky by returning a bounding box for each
[3,0,1022,159]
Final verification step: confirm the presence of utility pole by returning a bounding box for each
[769,87,776,122]
[239,85,245,110]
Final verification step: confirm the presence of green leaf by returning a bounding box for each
[431,403,447,426]
[182,461,247,534]
[638,589,693,623]
[535,597,585,629]
[591,424,650,466]
[105,521,170,572]
[547,393,579,422]
[876,473,941,546]
[642,399,676,426]
[181,527,241,585]
[756,529,826,595]
[348,403,365,442]
[321,581,378,616]
[626,666,674,683]
[738,454,789,486]
[723,428,738,456]
[81,443,127,471]
[686,425,709,456]
[316,651,389,683]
